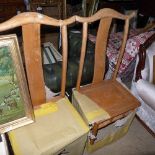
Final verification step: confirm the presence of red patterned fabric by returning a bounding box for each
[88,29,155,75]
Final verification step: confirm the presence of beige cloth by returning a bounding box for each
[136,79,155,110]
[72,90,110,124]
[9,97,89,155]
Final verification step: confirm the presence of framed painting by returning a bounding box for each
[0,34,34,133]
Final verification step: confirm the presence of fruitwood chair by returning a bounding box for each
[72,8,140,147]
[0,12,89,155]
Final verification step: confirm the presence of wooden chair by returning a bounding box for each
[72,9,141,146]
[0,12,89,154]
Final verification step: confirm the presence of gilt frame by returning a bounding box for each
[0,34,34,133]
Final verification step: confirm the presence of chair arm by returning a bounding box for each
[135,33,155,82]
[136,79,155,110]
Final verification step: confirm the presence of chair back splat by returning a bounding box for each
[93,17,112,84]
[22,23,45,105]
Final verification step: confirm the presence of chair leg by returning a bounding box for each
[90,122,98,145]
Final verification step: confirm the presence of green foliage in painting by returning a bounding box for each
[0,46,25,124]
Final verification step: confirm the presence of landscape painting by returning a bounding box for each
[0,35,34,133]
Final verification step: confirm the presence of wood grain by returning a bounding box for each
[79,80,140,118]
[22,24,46,106]
[76,22,88,90]
[61,25,68,97]
[92,18,112,84]
[75,8,135,23]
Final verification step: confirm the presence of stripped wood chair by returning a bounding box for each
[72,8,141,150]
[0,13,89,155]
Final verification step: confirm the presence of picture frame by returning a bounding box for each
[0,34,34,133]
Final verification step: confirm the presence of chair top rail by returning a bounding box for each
[75,8,135,23]
[0,12,75,31]
[0,8,135,32]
